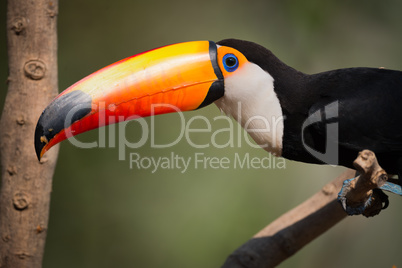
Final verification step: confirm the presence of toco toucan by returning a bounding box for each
[34,39,402,205]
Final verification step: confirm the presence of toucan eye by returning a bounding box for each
[222,54,239,72]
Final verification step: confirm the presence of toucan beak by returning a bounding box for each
[35,41,224,160]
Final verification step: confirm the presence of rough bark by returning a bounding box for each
[0,1,59,267]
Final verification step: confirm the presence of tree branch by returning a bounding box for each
[222,169,355,268]
[222,149,396,268]
[0,1,59,267]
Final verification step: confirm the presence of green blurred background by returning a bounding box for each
[1,0,402,267]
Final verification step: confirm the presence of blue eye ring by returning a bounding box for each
[222,54,239,72]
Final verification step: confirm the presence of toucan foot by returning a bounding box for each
[338,178,371,215]
[379,181,402,196]
[337,178,389,217]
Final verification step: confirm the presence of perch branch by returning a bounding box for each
[222,150,391,268]
[221,169,353,268]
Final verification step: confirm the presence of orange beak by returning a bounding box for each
[35,41,224,160]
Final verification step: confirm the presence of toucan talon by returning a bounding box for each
[373,188,389,210]
[362,189,389,217]
[338,196,373,216]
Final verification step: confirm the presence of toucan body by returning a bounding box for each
[35,39,402,181]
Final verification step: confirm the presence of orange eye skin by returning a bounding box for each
[216,46,249,77]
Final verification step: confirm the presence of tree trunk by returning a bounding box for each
[0,1,59,267]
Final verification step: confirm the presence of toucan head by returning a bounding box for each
[35,39,285,160]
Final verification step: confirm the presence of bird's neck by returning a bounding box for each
[216,39,310,158]
[215,62,286,157]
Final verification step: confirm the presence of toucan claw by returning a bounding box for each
[337,178,389,217]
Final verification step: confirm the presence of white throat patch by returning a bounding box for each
[214,62,284,156]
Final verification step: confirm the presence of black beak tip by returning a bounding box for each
[34,116,47,161]
[33,90,93,161]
